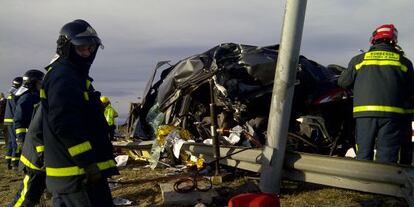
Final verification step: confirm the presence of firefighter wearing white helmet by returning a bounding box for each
[3,76,23,170]
[338,24,414,164]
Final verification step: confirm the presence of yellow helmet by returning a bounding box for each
[100,95,109,104]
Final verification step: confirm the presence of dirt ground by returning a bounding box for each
[0,143,409,207]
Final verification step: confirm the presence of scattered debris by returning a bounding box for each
[115,155,129,167]
[159,180,217,206]
[194,199,207,207]
[113,197,133,206]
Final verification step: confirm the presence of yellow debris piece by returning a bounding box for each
[196,154,205,170]
[155,125,193,146]
[155,125,175,146]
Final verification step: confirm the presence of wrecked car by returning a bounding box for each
[132,43,354,156]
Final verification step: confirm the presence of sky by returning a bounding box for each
[1,0,414,122]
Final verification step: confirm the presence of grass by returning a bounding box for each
[0,144,409,207]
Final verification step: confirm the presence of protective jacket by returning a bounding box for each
[4,92,18,126]
[41,58,118,193]
[104,104,118,126]
[338,43,414,118]
[11,104,47,207]
[14,90,40,142]
[0,97,6,122]
[19,103,44,173]
[4,92,19,164]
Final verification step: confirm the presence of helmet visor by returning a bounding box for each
[71,36,103,48]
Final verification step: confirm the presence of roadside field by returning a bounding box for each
[0,144,408,207]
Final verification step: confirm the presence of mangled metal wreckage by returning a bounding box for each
[133,43,354,156]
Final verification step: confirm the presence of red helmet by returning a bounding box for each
[370,24,398,45]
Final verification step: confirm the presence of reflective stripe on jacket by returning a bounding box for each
[19,104,45,172]
[4,93,18,126]
[14,91,40,141]
[41,58,118,193]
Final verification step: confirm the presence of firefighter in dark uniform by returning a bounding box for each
[4,77,23,169]
[338,24,414,164]
[13,70,44,170]
[0,93,6,139]
[41,19,118,207]
[10,103,46,207]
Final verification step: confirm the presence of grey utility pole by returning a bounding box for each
[259,0,307,193]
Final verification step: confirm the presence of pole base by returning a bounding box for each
[211,175,223,185]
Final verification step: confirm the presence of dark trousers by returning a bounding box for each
[356,117,408,164]
[109,125,116,141]
[10,170,46,207]
[5,125,19,167]
[51,178,114,207]
[399,118,413,165]
[5,126,12,167]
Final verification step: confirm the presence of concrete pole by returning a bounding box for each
[259,0,307,193]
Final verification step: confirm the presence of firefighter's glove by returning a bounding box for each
[16,139,24,152]
[37,152,45,169]
[84,163,102,184]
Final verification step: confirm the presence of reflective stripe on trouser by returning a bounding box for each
[356,117,405,163]
[6,125,18,166]
[5,156,11,167]
[15,128,28,135]
[20,155,43,171]
[3,118,13,124]
[11,171,46,207]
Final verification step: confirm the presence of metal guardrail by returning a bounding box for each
[112,140,153,150]
[181,143,414,206]
[112,141,414,205]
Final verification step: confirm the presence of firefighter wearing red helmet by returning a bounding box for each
[370,24,398,45]
[338,24,414,164]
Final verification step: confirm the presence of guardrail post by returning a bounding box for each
[209,79,221,176]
